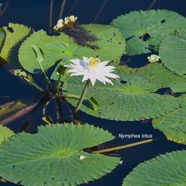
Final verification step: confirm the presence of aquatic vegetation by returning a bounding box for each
[147,54,160,63]
[65,57,119,85]
[0,124,120,185]
[122,150,186,186]
[0,8,186,186]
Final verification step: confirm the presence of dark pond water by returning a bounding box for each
[0,0,186,186]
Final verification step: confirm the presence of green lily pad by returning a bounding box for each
[18,30,73,74]
[159,29,186,78]
[64,64,179,121]
[153,94,186,144]
[122,63,186,93]
[111,10,186,55]
[0,126,14,145]
[0,124,120,186]
[122,150,186,185]
[77,24,126,61]
[0,23,33,68]
[0,28,6,66]
[0,27,5,49]
[18,24,125,75]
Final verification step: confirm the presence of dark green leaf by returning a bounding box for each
[0,124,120,186]
[111,10,186,55]
[0,23,33,69]
[159,29,186,78]
[122,150,186,185]
[64,64,180,121]
[153,94,186,144]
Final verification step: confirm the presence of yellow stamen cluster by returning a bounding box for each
[88,57,99,67]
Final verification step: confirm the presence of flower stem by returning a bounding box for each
[59,0,66,19]
[92,139,153,154]
[74,79,90,113]
[56,97,64,122]
[63,94,80,99]
[38,62,53,92]
[23,77,47,95]
[54,73,62,93]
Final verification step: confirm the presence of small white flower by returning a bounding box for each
[65,57,119,86]
[54,19,64,30]
[80,155,86,160]
[68,15,78,23]
[119,160,123,165]
[147,54,161,63]
[64,17,69,25]
[54,15,78,30]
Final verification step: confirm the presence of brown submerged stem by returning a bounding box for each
[59,0,66,19]
[92,139,153,154]
[147,0,157,10]
[0,0,10,19]
[93,0,107,23]
[49,0,54,33]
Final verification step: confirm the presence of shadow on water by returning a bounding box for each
[1,0,186,185]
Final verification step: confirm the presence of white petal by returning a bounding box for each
[103,78,113,85]
[65,64,79,69]
[67,66,85,72]
[70,72,86,76]
[98,61,109,67]
[98,65,115,72]
[82,56,90,64]
[95,74,113,85]
[93,75,106,84]
[70,59,81,65]
[82,74,90,82]
[104,73,119,79]
[89,77,97,86]
[104,65,116,71]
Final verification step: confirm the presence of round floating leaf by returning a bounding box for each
[0,23,33,69]
[111,10,186,55]
[153,94,186,144]
[0,27,6,66]
[18,30,73,74]
[0,126,14,145]
[18,24,125,75]
[0,124,120,186]
[124,63,186,93]
[77,24,126,61]
[0,27,5,49]
[122,150,186,185]
[64,64,179,121]
[159,30,186,78]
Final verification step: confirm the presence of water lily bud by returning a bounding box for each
[80,155,86,160]
[147,54,161,63]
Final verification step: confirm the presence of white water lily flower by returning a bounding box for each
[147,54,161,63]
[65,57,119,86]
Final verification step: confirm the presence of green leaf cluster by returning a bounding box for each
[0,9,186,186]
